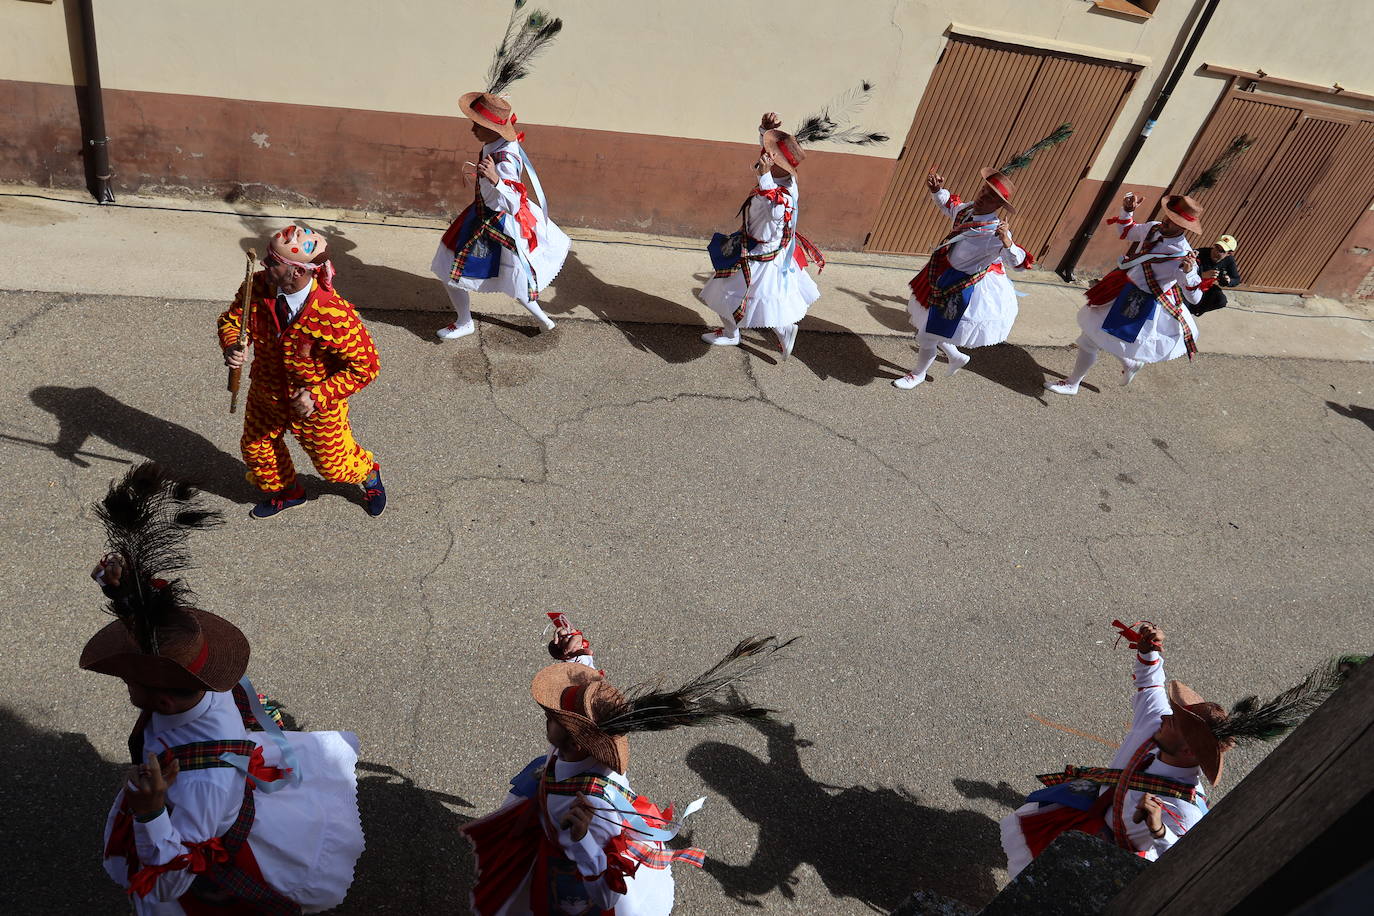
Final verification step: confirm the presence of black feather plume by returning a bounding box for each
[486,2,564,96]
[999,123,1074,175]
[1213,655,1363,746]
[1186,134,1255,195]
[597,636,798,735]
[94,463,224,654]
[793,81,889,147]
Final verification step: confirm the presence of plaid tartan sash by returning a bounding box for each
[124,740,302,915]
[1141,262,1197,358]
[713,185,806,324]
[538,763,705,876]
[450,196,540,302]
[1111,738,1161,850]
[1036,764,1198,802]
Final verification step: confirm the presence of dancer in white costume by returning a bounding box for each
[699,114,824,360]
[84,466,362,914]
[893,167,1030,389]
[433,91,571,340]
[1046,193,1206,395]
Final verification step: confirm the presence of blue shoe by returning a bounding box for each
[249,484,307,519]
[362,465,386,517]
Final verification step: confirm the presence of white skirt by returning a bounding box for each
[1077,301,1198,364]
[252,731,364,912]
[699,251,820,328]
[906,269,1019,348]
[431,203,570,304]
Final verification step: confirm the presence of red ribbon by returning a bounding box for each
[245,744,289,783]
[127,837,230,897]
[985,174,1011,200]
[505,180,540,252]
[473,100,511,125]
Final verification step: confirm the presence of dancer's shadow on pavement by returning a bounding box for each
[338,762,477,914]
[544,249,711,364]
[835,285,912,333]
[0,706,128,916]
[236,223,444,343]
[1326,401,1374,433]
[25,386,362,508]
[795,314,917,387]
[686,715,1004,910]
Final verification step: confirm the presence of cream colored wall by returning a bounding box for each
[3,0,1373,186]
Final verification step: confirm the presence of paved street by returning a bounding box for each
[2,195,1373,914]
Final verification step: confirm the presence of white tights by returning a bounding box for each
[1063,334,1142,386]
[908,338,964,379]
[443,284,553,327]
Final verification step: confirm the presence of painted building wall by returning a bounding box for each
[2,0,1373,289]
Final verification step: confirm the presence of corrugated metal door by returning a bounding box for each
[1167,90,1374,292]
[866,36,1138,257]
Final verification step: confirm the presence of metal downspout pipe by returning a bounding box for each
[76,0,114,203]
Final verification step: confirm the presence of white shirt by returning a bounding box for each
[1110,649,1208,859]
[1114,211,1203,304]
[274,280,312,324]
[930,189,1027,272]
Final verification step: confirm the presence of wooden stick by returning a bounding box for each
[227,249,256,413]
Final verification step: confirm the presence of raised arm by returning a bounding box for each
[1128,622,1170,731]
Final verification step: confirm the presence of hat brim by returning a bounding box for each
[1167,680,1224,784]
[458,91,520,142]
[1162,210,1202,232]
[978,167,1016,214]
[532,663,630,773]
[762,130,805,175]
[80,609,249,692]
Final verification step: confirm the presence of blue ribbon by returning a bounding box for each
[218,676,302,794]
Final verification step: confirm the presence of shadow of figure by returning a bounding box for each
[0,706,128,916]
[1326,401,1374,433]
[952,778,1027,811]
[794,314,909,387]
[336,762,477,914]
[543,249,711,365]
[686,716,1004,911]
[236,218,447,343]
[963,343,1053,403]
[27,386,365,509]
[834,286,913,333]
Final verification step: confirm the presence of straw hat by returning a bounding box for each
[762,129,807,175]
[1161,195,1204,232]
[81,607,250,692]
[978,168,1017,214]
[1166,680,1232,784]
[459,91,520,142]
[532,663,631,774]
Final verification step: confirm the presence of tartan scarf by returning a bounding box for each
[1141,262,1198,358]
[450,190,540,302]
[1037,765,1197,802]
[714,184,822,324]
[1110,738,1160,850]
[538,761,704,887]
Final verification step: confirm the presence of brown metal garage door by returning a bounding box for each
[866,35,1138,258]
[1168,89,1374,293]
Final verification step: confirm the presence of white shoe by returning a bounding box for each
[945,350,971,377]
[892,372,925,390]
[702,328,740,346]
[777,325,799,360]
[1121,359,1143,386]
[437,320,475,340]
[1045,380,1080,396]
[536,315,557,332]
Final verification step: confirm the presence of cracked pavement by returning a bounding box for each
[1,288,1372,914]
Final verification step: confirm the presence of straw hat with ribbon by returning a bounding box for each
[531,636,797,775]
[79,464,246,692]
[1160,195,1204,232]
[457,4,564,142]
[762,130,807,176]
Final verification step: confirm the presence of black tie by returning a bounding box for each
[275,294,291,330]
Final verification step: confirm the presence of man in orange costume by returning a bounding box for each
[219,226,385,519]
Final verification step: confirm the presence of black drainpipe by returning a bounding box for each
[1055,0,1222,281]
[76,0,114,203]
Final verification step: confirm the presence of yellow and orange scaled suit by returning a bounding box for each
[218,272,380,493]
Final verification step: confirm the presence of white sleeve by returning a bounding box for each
[479,151,524,213]
[1130,650,1170,733]
[549,790,626,911]
[932,188,958,219]
[747,172,787,237]
[1175,264,1205,304]
[1000,242,1028,269]
[131,779,240,901]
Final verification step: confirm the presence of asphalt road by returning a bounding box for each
[1,289,1371,914]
